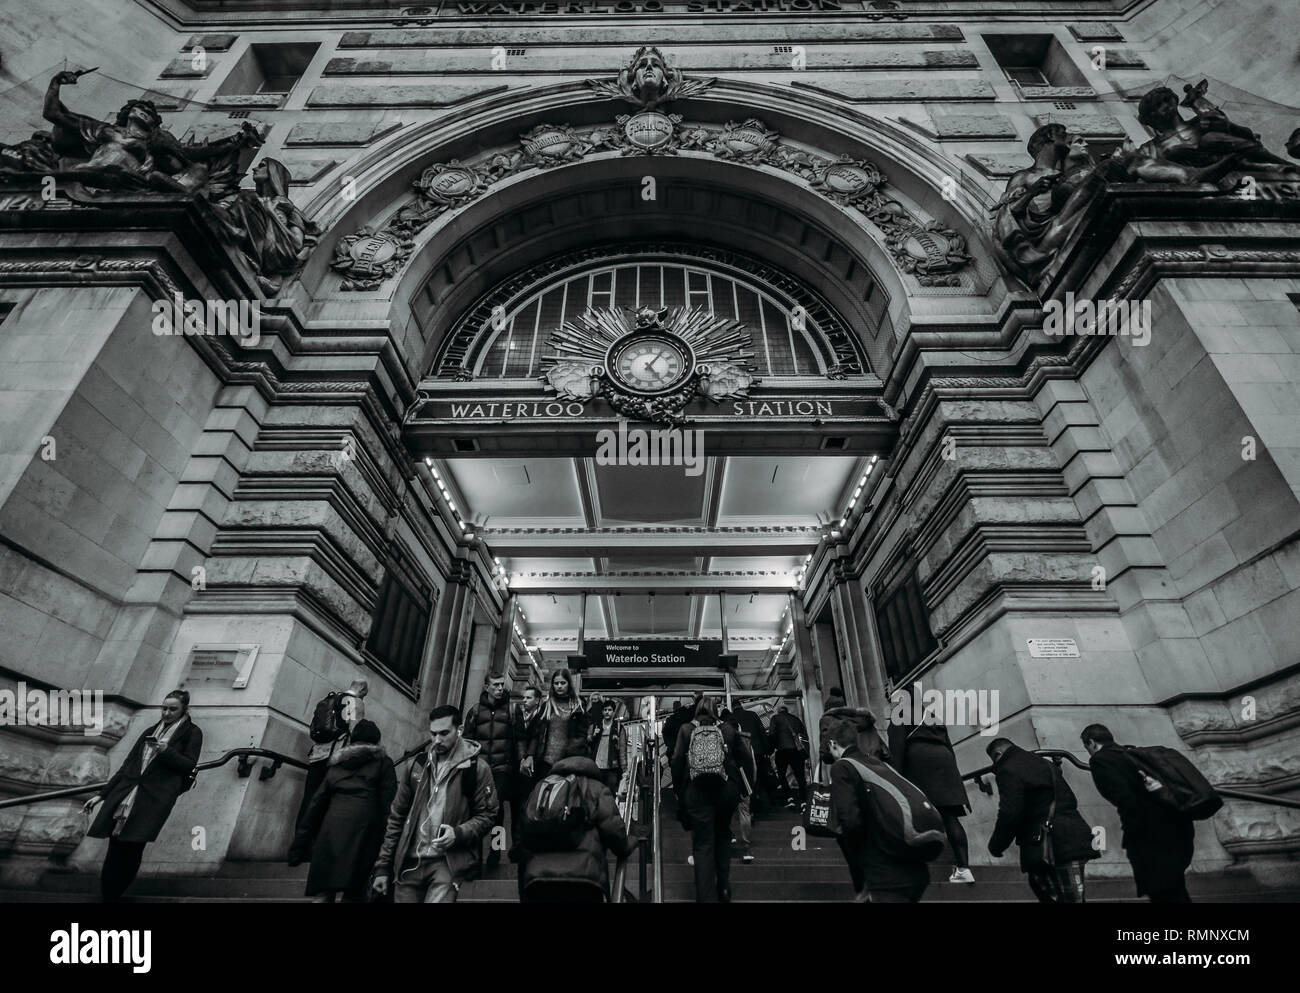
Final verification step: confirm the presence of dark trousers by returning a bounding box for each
[295,760,329,830]
[837,836,866,894]
[522,880,605,903]
[101,838,147,902]
[510,773,534,837]
[869,885,926,903]
[774,749,807,803]
[684,779,740,903]
[1148,880,1192,903]
[1028,861,1087,903]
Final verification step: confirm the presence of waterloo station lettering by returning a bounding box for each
[440,398,842,420]
[434,0,856,13]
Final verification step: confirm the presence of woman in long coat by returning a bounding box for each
[290,719,397,902]
[887,717,975,884]
[83,689,204,902]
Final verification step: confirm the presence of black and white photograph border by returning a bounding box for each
[0,0,1296,976]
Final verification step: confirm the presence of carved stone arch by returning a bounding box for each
[301,77,1000,384]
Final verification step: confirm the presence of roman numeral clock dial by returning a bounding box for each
[612,337,687,394]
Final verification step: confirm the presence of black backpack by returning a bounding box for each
[1125,745,1223,821]
[522,773,590,851]
[309,692,347,744]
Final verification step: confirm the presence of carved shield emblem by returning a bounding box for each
[520,124,590,167]
[416,161,486,207]
[624,111,676,152]
[712,119,780,163]
[811,156,886,207]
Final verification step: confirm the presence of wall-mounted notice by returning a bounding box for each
[1027,638,1079,659]
[186,644,261,688]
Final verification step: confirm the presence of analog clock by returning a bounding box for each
[610,336,690,394]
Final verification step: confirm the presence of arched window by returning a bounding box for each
[474,259,833,379]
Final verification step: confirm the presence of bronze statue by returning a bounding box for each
[1110,81,1298,186]
[992,124,1105,285]
[34,68,261,194]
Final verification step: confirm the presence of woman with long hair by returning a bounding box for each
[536,668,588,779]
[82,689,203,902]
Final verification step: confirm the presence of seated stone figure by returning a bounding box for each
[993,124,1104,285]
[38,69,260,193]
[1110,81,1299,187]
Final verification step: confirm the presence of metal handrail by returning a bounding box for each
[0,746,311,811]
[611,748,642,904]
[651,731,663,903]
[964,747,1300,809]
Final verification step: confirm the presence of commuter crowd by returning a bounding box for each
[83,675,1218,905]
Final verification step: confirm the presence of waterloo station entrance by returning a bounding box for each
[2,2,1300,912]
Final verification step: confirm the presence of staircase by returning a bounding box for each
[6,797,1299,903]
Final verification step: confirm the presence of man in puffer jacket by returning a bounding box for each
[514,737,636,902]
[462,671,516,868]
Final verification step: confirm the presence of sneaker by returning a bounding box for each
[741,854,755,864]
[949,867,975,884]
[785,799,797,809]
[687,855,694,866]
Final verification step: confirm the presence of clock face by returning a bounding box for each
[611,336,689,394]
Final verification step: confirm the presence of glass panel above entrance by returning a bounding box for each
[476,258,825,379]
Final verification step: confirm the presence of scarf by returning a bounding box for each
[113,715,188,834]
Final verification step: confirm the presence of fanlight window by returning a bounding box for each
[476,261,826,379]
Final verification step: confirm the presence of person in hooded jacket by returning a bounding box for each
[671,698,752,902]
[289,719,397,902]
[515,737,636,902]
[462,671,516,868]
[372,704,498,903]
[985,738,1098,903]
[588,699,624,795]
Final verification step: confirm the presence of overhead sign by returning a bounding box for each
[581,639,728,668]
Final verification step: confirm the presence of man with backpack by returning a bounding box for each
[514,736,636,902]
[825,714,937,903]
[372,704,497,903]
[1082,723,1213,903]
[462,671,515,870]
[985,738,1098,902]
[670,698,752,902]
[296,679,367,831]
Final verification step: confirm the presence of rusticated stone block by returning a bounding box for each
[964,153,1031,178]
[1068,23,1124,42]
[284,120,403,146]
[279,157,339,186]
[183,34,237,52]
[905,113,1018,141]
[160,58,213,80]
[795,78,995,102]
[307,83,509,107]
[1031,111,1126,136]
